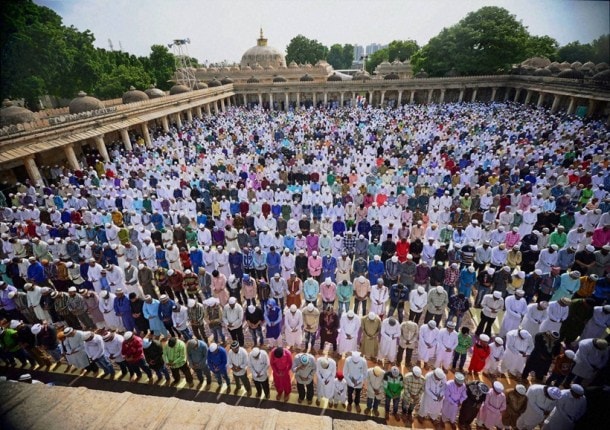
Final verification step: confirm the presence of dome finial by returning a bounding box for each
[257,27,267,47]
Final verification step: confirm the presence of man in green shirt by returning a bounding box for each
[163,337,194,387]
[452,326,473,372]
[549,226,567,249]
[383,366,404,421]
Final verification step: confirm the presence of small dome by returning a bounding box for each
[392,60,402,65]
[557,69,585,79]
[445,68,459,77]
[122,86,149,104]
[145,85,165,98]
[208,67,219,73]
[596,62,609,72]
[300,74,314,82]
[220,67,230,72]
[288,61,299,69]
[304,63,313,69]
[272,75,287,83]
[207,78,222,87]
[592,69,610,82]
[264,65,275,70]
[220,76,234,85]
[327,73,343,82]
[571,61,582,70]
[192,81,208,90]
[169,84,190,95]
[581,61,596,70]
[414,70,429,78]
[547,63,561,74]
[533,68,553,77]
[380,61,391,66]
[559,61,571,70]
[521,57,551,69]
[253,63,264,70]
[353,71,371,80]
[242,65,252,71]
[69,91,104,114]
[0,99,35,127]
[384,72,400,80]
[246,76,260,84]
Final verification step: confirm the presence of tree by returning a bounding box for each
[411,7,533,76]
[147,44,176,90]
[590,34,609,63]
[327,43,354,69]
[387,40,419,62]
[285,35,329,65]
[557,41,595,63]
[524,35,558,60]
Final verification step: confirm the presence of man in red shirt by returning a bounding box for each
[468,334,491,375]
[121,331,153,382]
[270,346,292,401]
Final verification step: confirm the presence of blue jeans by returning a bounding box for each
[213,369,231,386]
[338,301,350,316]
[304,331,316,351]
[385,396,400,413]
[210,326,226,344]
[447,310,464,329]
[178,327,193,340]
[95,355,115,376]
[388,302,405,322]
[250,326,264,346]
[366,397,381,410]
[153,365,170,380]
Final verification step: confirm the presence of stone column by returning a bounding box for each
[439,89,446,104]
[471,88,478,102]
[397,90,403,106]
[141,123,152,147]
[312,92,317,106]
[296,92,300,107]
[380,90,385,107]
[514,88,522,102]
[368,90,373,105]
[242,94,248,106]
[63,144,80,170]
[409,91,415,104]
[587,99,596,117]
[258,93,262,107]
[524,90,533,104]
[93,135,110,161]
[220,98,226,112]
[567,97,576,115]
[537,92,545,107]
[268,93,273,110]
[160,116,169,132]
[214,100,220,113]
[550,94,561,113]
[323,92,328,106]
[205,104,212,115]
[24,156,43,185]
[491,87,497,102]
[196,106,202,118]
[458,89,465,103]
[174,113,183,129]
[186,109,193,122]
[120,129,133,151]
[226,97,231,108]
[285,93,289,111]
[504,88,511,101]
[427,89,434,104]
[340,92,345,107]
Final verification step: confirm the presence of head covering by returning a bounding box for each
[209,343,218,352]
[433,368,445,379]
[228,297,237,305]
[63,327,74,335]
[479,334,490,343]
[454,372,465,383]
[230,340,239,349]
[30,324,42,335]
[493,291,502,299]
[412,366,422,377]
[299,354,309,364]
[515,384,526,395]
[493,381,504,393]
[547,386,561,400]
[351,351,361,362]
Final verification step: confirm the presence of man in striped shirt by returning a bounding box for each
[401,366,425,424]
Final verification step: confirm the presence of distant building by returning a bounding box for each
[353,45,364,61]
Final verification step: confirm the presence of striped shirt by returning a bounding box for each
[402,373,425,400]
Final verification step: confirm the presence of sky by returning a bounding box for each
[35,0,609,65]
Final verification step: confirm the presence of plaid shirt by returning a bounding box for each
[443,267,460,287]
[402,373,425,402]
[342,235,356,254]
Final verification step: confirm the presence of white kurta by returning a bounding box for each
[521,303,547,336]
[370,286,388,316]
[337,314,361,354]
[419,372,447,419]
[418,325,439,362]
[378,319,401,361]
[63,331,91,369]
[98,294,124,330]
[516,385,558,430]
[502,330,534,375]
[542,391,587,430]
[316,358,337,399]
[484,342,505,373]
[539,301,568,333]
[499,296,527,337]
[283,310,303,347]
[434,328,458,369]
[572,338,609,380]
[27,286,51,322]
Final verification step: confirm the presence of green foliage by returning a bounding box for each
[557,35,609,63]
[524,35,558,60]
[285,35,329,65]
[146,45,176,90]
[387,40,419,62]
[327,43,355,69]
[412,6,544,76]
[365,49,389,74]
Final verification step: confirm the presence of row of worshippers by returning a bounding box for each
[0,318,592,429]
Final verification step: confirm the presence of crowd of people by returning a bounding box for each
[0,101,609,429]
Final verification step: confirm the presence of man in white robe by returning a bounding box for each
[569,338,608,384]
[522,301,548,336]
[418,368,447,423]
[542,384,587,430]
[434,321,458,370]
[215,247,231,278]
[370,281,389,317]
[378,316,401,362]
[499,289,527,337]
[502,328,534,376]
[337,310,361,354]
[484,337,505,376]
[539,298,570,333]
[516,384,561,430]
[25,283,51,322]
[315,356,337,405]
[98,290,124,330]
[579,305,610,340]
[62,327,91,370]
[106,264,126,294]
[283,305,303,348]
[87,259,104,293]
[418,320,439,367]
[280,249,295,280]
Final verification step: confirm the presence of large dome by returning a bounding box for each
[240,29,286,69]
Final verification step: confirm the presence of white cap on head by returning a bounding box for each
[479,334,490,342]
[209,342,218,352]
[493,381,504,392]
[515,384,527,395]
[290,304,297,312]
[123,331,133,341]
[251,347,260,357]
[412,366,422,377]
[565,350,576,360]
[368,312,376,320]
[31,324,42,335]
[493,291,502,299]
[417,286,425,294]
[248,305,256,313]
[307,303,315,311]
[434,368,445,379]
[427,320,437,329]
[228,297,237,305]
[351,351,361,361]
[187,299,196,308]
